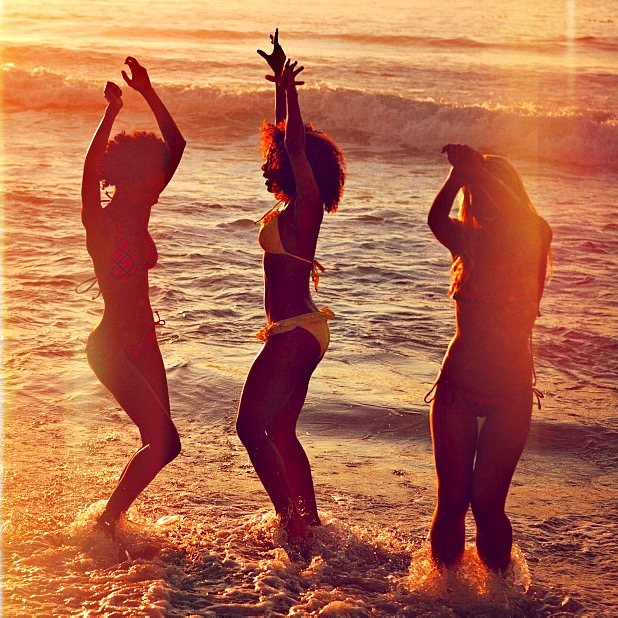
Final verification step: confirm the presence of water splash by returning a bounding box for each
[408,541,531,613]
[2,502,183,615]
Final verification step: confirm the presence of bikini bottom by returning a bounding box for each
[424,371,544,414]
[256,307,335,358]
[86,329,157,365]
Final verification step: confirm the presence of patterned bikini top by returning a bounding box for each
[109,218,158,279]
[258,214,324,291]
[75,216,158,299]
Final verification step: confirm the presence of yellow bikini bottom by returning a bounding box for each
[256,307,335,357]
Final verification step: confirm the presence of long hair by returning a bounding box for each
[100,131,170,189]
[260,120,346,212]
[449,155,549,297]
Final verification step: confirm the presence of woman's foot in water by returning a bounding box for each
[280,511,321,562]
[95,510,134,561]
[280,509,307,539]
[294,496,321,527]
[95,508,119,538]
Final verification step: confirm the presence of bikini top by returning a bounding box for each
[75,217,158,298]
[108,218,158,279]
[451,278,540,311]
[450,222,545,312]
[451,259,542,313]
[258,214,324,291]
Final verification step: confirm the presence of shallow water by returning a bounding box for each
[2,0,618,614]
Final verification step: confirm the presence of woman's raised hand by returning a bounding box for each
[121,56,152,93]
[257,28,286,76]
[265,59,304,91]
[441,143,485,183]
[104,81,123,112]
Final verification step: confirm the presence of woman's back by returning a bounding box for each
[446,215,551,390]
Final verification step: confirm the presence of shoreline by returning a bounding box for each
[3,366,617,614]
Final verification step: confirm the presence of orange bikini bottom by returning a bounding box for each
[256,307,335,357]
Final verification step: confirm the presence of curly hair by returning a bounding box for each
[100,131,170,189]
[260,121,346,212]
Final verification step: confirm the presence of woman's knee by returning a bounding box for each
[267,421,297,448]
[235,417,249,446]
[147,421,181,465]
[236,413,263,450]
[166,427,182,462]
[436,484,471,517]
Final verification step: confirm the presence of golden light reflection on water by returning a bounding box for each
[1,0,616,613]
[1,10,5,596]
[566,0,577,98]
[408,542,531,602]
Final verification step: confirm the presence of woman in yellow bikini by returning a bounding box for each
[81,57,185,529]
[236,30,345,541]
[426,144,552,572]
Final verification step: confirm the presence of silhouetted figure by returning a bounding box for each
[426,144,552,572]
[236,30,345,542]
[81,57,186,529]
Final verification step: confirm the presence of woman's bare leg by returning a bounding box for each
[236,327,321,536]
[88,343,180,524]
[268,372,321,526]
[429,383,478,567]
[471,391,532,572]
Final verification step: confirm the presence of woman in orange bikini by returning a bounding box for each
[236,30,345,541]
[81,57,185,529]
[425,144,552,572]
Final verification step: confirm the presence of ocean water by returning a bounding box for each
[2,0,617,615]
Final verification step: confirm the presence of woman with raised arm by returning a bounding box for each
[236,30,345,543]
[425,144,552,572]
[81,57,186,530]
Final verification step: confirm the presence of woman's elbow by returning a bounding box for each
[427,211,441,232]
[168,139,186,167]
[176,137,187,157]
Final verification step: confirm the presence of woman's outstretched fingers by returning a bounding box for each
[121,56,152,92]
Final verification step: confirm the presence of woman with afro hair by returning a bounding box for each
[236,30,345,544]
[81,57,185,530]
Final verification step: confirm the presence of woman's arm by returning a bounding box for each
[268,60,321,223]
[428,159,465,255]
[81,81,123,229]
[258,28,286,124]
[443,143,522,219]
[122,56,186,189]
